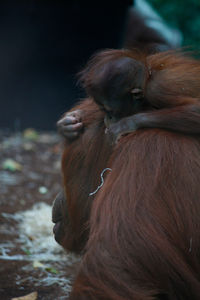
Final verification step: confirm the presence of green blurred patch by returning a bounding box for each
[2,159,23,172]
[149,0,200,52]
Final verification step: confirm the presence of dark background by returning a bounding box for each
[0,0,131,130]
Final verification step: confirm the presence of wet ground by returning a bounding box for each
[0,130,80,300]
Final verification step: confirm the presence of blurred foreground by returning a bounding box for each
[0,130,79,300]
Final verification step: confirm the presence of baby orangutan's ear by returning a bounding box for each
[131,88,143,100]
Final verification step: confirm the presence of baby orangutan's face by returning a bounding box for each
[87,56,146,127]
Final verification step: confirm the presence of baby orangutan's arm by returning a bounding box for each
[107,104,200,143]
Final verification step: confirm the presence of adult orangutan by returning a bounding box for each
[53,49,200,299]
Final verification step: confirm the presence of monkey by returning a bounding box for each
[54,49,200,254]
[53,50,200,299]
[58,49,200,144]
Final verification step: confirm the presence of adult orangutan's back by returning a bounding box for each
[71,128,200,300]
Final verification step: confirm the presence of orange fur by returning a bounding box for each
[60,50,200,299]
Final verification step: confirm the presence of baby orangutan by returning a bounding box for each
[58,49,200,143]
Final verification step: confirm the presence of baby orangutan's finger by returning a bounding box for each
[60,122,83,138]
[57,110,84,139]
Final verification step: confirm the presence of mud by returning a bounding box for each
[0,130,79,300]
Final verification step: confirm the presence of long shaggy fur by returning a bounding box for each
[61,50,200,299]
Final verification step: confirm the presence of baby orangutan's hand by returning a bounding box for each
[105,115,138,144]
[57,110,83,140]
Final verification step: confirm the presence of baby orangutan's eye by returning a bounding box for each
[130,88,143,100]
